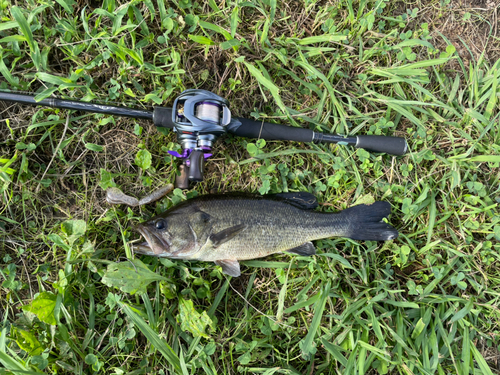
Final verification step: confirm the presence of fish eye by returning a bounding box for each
[155,220,166,230]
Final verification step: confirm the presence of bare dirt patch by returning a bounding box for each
[425,0,498,63]
[391,0,499,68]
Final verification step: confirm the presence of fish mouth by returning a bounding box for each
[132,224,171,256]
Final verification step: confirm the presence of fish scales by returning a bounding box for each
[192,195,346,261]
[133,192,398,277]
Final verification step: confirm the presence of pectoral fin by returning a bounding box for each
[287,242,316,256]
[209,224,247,248]
[215,259,241,277]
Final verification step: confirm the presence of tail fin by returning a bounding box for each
[341,201,398,241]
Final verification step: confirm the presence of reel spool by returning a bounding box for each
[175,101,223,124]
[195,101,222,124]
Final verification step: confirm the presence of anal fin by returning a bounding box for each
[287,242,316,256]
[215,259,241,277]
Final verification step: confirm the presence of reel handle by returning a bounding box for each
[174,151,206,189]
[187,150,205,182]
[175,164,189,189]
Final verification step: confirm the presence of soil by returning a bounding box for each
[413,0,499,64]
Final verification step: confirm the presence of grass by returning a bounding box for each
[0,0,499,374]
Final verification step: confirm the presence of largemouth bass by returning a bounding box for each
[133,192,398,277]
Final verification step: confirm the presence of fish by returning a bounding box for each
[133,192,398,277]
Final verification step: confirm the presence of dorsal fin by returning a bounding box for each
[267,192,318,210]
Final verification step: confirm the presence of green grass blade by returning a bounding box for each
[0,56,19,86]
[230,6,239,36]
[10,6,34,51]
[358,329,369,374]
[383,324,418,357]
[296,34,347,45]
[276,266,289,322]
[371,67,428,77]
[344,347,358,373]
[207,0,218,11]
[318,253,355,270]
[383,299,419,309]
[403,58,451,69]
[199,20,232,41]
[55,0,73,14]
[188,34,215,46]
[284,291,320,314]
[450,299,473,323]
[0,350,44,374]
[0,20,18,31]
[453,155,500,163]
[243,61,287,115]
[207,279,229,318]
[239,149,328,165]
[35,72,73,85]
[391,38,435,50]
[427,193,436,245]
[269,0,276,21]
[470,342,494,375]
[220,38,241,50]
[320,338,347,367]
[119,303,181,373]
[142,294,157,329]
[294,59,335,98]
[295,275,320,302]
[0,35,26,43]
[156,0,166,24]
[179,347,189,375]
[357,340,390,361]
[242,260,298,269]
[461,328,470,375]
[299,280,331,359]
[366,306,384,344]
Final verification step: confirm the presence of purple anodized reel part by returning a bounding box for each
[168,149,191,159]
[168,147,213,167]
[201,146,213,159]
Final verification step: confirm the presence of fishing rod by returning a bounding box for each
[0,89,407,188]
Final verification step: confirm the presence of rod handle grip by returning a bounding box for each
[355,135,408,156]
[231,117,314,142]
[153,107,175,128]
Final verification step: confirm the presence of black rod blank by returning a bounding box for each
[0,91,154,120]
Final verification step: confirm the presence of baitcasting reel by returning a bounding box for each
[166,90,241,188]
